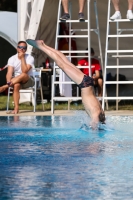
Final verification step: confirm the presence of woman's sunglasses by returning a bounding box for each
[17,46,27,50]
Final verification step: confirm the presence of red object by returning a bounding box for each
[0,65,8,71]
[45,57,50,68]
[78,58,101,76]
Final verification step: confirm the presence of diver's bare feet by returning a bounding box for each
[0,85,8,93]
[26,39,44,50]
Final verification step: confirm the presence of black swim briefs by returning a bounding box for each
[78,75,94,88]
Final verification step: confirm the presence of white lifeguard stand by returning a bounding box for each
[102,0,133,110]
[51,0,103,113]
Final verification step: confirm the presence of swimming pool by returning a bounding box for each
[0,112,133,200]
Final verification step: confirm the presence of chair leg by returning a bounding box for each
[34,79,37,112]
[68,100,70,110]
[34,91,36,112]
[7,87,10,111]
[40,79,44,111]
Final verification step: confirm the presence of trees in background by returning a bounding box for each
[0,0,17,12]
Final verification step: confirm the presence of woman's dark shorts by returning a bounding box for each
[78,75,94,88]
[21,76,35,89]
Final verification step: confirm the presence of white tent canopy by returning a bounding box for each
[17,0,46,53]
[0,11,17,48]
[17,0,60,64]
[18,0,86,67]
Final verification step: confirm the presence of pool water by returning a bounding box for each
[0,112,133,200]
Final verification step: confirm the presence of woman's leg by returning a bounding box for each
[112,0,120,11]
[79,0,86,13]
[61,0,69,13]
[128,0,133,10]
[27,40,84,84]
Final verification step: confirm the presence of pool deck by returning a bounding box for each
[0,110,133,116]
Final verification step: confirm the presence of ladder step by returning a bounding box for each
[112,55,133,58]
[72,29,98,32]
[57,55,100,58]
[59,20,88,23]
[53,97,101,101]
[105,81,133,84]
[54,81,76,84]
[109,19,133,22]
[60,50,92,53]
[55,66,92,69]
[107,50,133,53]
[108,34,133,37]
[77,66,92,68]
[53,97,82,101]
[54,55,100,59]
[103,97,133,100]
[106,65,133,68]
[118,29,133,31]
[54,81,74,84]
[57,35,89,38]
[63,55,101,58]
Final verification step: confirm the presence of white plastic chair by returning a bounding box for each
[6,69,44,112]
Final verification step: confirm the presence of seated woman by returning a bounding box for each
[26,39,105,129]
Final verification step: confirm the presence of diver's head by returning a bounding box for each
[99,112,106,124]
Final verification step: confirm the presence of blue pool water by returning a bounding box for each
[0,112,133,200]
